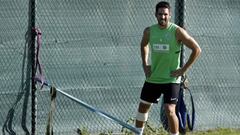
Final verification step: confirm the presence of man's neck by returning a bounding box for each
[158,22,170,29]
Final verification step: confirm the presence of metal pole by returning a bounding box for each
[29,0,36,134]
[175,1,186,134]
[175,0,185,67]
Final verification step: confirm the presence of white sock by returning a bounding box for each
[171,133,179,135]
[136,127,144,135]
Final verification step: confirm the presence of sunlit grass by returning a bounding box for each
[189,128,240,135]
[78,127,240,135]
[77,121,240,135]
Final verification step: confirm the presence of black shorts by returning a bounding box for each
[140,82,180,104]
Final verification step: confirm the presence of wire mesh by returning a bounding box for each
[0,0,240,134]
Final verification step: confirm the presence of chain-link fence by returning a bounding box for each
[1,0,240,134]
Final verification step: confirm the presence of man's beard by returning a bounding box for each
[159,20,167,26]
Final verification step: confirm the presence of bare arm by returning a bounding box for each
[140,27,151,77]
[171,27,201,77]
[141,27,150,66]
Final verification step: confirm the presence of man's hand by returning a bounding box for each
[143,65,151,78]
[170,68,186,77]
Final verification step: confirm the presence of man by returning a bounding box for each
[135,1,201,135]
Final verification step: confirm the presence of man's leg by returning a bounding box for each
[135,100,152,135]
[165,103,179,135]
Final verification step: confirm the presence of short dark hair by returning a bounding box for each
[155,1,171,13]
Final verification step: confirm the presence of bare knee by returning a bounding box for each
[164,104,176,117]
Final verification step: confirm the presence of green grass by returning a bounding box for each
[78,127,240,135]
[189,128,240,135]
[77,120,240,135]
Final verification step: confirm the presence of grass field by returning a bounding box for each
[77,119,240,135]
[139,127,240,135]
[78,125,240,135]
[142,128,240,135]
[78,127,240,135]
[187,128,240,135]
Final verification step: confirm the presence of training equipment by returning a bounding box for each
[178,77,195,131]
[177,78,195,133]
[34,77,140,134]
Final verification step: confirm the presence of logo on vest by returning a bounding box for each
[153,44,169,53]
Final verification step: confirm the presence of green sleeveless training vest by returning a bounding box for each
[146,23,181,84]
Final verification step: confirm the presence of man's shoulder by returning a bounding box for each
[143,27,150,34]
[169,22,180,30]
